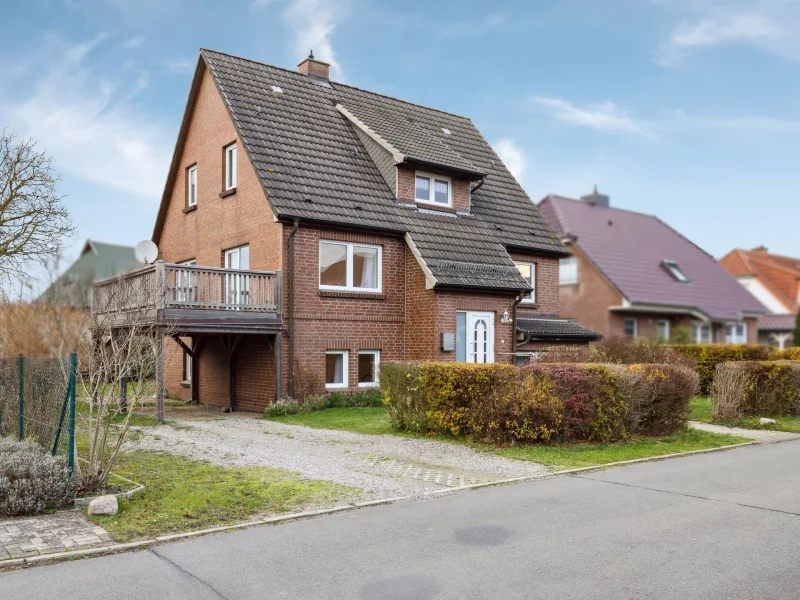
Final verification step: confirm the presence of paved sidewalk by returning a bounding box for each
[0,510,114,560]
[689,420,800,443]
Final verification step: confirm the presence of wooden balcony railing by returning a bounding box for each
[92,262,282,318]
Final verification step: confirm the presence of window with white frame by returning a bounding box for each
[624,317,638,338]
[657,319,670,342]
[515,262,536,303]
[691,322,712,344]
[183,349,192,383]
[559,256,578,285]
[175,259,197,303]
[325,350,348,388]
[224,143,237,190]
[358,350,380,387]
[319,241,381,292]
[187,165,198,206]
[725,322,747,344]
[414,172,452,206]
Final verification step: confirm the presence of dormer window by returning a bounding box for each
[415,172,452,207]
[662,260,690,284]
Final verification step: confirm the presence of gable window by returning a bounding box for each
[691,322,712,344]
[325,350,348,388]
[358,350,380,387]
[187,165,198,207]
[224,143,237,190]
[663,260,690,284]
[415,172,452,207]
[657,319,670,342]
[624,318,638,338]
[725,322,747,344]
[319,241,381,292]
[559,256,578,285]
[515,262,536,303]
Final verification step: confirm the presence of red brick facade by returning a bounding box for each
[157,64,569,411]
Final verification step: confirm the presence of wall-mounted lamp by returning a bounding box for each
[500,310,511,324]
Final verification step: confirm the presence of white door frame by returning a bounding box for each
[466,311,495,364]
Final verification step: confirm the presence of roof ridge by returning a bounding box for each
[199,47,471,120]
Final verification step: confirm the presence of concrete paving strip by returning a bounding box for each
[0,439,754,570]
[689,420,800,443]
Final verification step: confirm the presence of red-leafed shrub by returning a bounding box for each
[522,364,595,441]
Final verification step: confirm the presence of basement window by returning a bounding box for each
[325,350,348,389]
[358,350,380,387]
[662,260,690,284]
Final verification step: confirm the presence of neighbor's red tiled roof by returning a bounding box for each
[720,248,800,313]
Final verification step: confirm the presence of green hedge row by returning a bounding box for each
[710,361,800,419]
[381,362,698,444]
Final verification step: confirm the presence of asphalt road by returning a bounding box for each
[3,441,800,599]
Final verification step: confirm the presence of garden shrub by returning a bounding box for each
[769,347,800,361]
[525,364,596,441]
[710,361,800,419]
[609,364,699,436]
[263,389,384,417]
[673,344,771,395]
[537,337,694,369]
[380,362,427,432]
[0,437,77,516]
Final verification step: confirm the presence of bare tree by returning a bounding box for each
[0,129,74,285]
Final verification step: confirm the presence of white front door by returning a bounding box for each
[224,245,250,307]
[466,311,494,364]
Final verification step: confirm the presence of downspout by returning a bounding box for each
[471,176,486,195]
[511,291,524,358]
[288,218,300,398]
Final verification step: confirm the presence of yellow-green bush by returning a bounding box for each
[769,347,800,361]
[711,361,800,418]
[672,344,771,395]
[382,361,694,444]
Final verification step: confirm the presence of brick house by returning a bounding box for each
[538,189,767,344]
[108,49,599,414]
[720,246,800,348]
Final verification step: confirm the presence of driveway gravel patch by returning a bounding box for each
[134,416,548,502]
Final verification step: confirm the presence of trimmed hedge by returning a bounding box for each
[710,361,800,419]
[537,337,694,368]
[672,344,771,395]
[770,347,800,361]
[382,361,696,444]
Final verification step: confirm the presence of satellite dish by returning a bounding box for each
[135,240,159,264]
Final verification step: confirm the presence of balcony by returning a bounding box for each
[92,262,283,334]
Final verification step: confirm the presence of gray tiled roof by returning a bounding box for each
[198,49,566,291]
[758,313,797,332]
[517,318,602,340]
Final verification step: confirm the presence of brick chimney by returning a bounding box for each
[580,185,610,209]
[752,245,769,253]
[298,50,330,80]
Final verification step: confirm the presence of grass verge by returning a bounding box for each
[266,407,752,470]
[87,451,356,541]
[690,396,800,433]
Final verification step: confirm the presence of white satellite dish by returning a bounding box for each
[135,240,159,264]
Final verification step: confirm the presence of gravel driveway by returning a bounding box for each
[135,416,548,502]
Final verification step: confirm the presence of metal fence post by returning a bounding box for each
[68,352,77,475]
[18,354,24,441]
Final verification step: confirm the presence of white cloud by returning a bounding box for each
[656,2,800,65]
[124,35,146,48]
[253,0,346,79]
[532,97,654,137]
[0,35,171,199]
[492,138,527,182]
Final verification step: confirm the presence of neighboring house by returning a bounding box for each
[40,240,140,308]
[112,49,600,412]
[538,189,767,344]
[720,247,800,348]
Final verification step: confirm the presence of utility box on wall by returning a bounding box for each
[441,332,455,352]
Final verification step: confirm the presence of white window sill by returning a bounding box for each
[320,286,382,294]
[415,199,452,209]
[358,382,379,388]
[325,383,348,389]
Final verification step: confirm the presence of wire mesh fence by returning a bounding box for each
[0,354,77,472]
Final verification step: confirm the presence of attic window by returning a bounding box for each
[271,85,283,94]
[662,260,690,283]
[415,172,452,207]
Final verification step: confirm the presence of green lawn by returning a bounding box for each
[690,396,800,433]
[266,407,752,470]
[88,451,357,541]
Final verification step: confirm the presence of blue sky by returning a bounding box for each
[2,0,799,285]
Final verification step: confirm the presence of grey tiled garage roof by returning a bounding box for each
[166,49,567,291]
